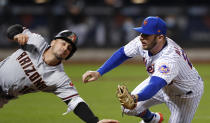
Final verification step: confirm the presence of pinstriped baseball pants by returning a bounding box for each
[123,78,203,123]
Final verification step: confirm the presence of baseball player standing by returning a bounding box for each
[82,16,204,123]
[0,24,119,123]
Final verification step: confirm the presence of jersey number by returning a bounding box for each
[181,49,192,69]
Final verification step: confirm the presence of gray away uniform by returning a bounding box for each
[0,29,84,114]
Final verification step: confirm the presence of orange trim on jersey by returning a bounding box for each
[62,93,78,100]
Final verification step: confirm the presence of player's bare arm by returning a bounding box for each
[82,71,101,83]
[82,47,130,83]
[13,34,29,45]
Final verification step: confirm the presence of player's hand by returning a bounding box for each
[97,119,119,123]
[14,34,29,45]
[82,71,101,83]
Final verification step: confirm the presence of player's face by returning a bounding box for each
[140,34,158,50]
[51,39,71,60]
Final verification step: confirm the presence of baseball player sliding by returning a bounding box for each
[82,16,204,123]
[0,24,119,123]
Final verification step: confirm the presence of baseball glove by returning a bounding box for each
[116,85,138,110]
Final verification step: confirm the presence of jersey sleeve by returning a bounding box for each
[152,58,179,84]
[124,36,143,57]
[52,74,85,115]
[50,68,79,102]
[22,29,48,52]
[54,78,79,102]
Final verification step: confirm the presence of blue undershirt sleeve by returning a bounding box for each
[137,76,167,101]
[97,47,131,76]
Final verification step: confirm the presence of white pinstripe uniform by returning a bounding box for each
[123,36,204,123]
[0,29,84,114]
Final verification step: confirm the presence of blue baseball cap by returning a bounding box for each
[133,16,167,35]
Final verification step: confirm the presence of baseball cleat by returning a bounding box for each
[139,112,163,123]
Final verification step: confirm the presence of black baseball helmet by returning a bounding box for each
[54,30,78,60]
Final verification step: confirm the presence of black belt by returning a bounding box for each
[186,91,193,95]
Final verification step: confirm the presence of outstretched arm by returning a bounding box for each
[82,47,131,83]
[97,47,131,76]
[135,76,167,101]
[65,99,119,123]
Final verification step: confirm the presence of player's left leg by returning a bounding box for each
[122,89,166,122]
[121,77,165,122]
[139,112,163,123]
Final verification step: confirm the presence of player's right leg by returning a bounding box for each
[166,93,203,123]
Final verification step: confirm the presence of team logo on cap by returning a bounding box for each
[68,34,77,42]
[143,20,148,25]
[158,64,170,74]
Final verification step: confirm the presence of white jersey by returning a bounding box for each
[0,29,78,102]
[124,36,203,96]
[123,36,204,123]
